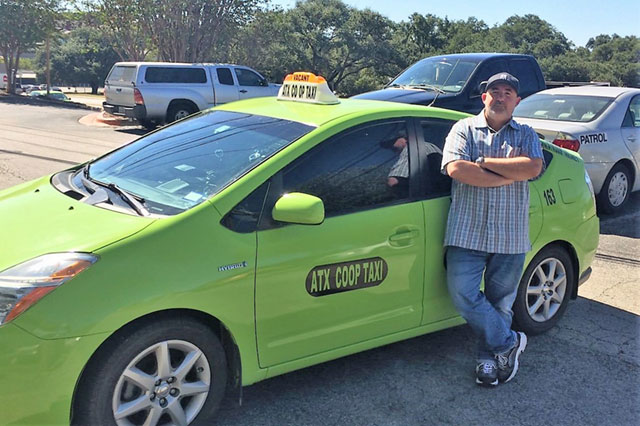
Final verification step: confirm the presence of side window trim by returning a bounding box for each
[414,117,455,200]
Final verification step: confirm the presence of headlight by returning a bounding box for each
[0,253,98,325]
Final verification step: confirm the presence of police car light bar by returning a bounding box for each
[277,72,340,105]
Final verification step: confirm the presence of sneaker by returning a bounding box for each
[475,361,498,387]
[496,331,527,383]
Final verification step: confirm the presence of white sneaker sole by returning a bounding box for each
[504,332,527,383]
[475,377,498,386]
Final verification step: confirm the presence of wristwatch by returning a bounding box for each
[475,156,485,166]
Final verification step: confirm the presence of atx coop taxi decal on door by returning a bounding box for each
[306,257,388,297]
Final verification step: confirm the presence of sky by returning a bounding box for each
[270,0,640,48]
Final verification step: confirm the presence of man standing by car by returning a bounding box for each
[441,72,544,386]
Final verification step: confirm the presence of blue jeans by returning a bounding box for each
[446,246,525,363]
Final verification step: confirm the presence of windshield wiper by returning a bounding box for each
[406,84,446,94]
[81,165,150,216]
[385,83,407,89]
[107,183,150,217]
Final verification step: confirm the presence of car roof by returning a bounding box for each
[418,53,534,61]
[113,62,246,67]
[533,86,640,98]
[215,97,468,127]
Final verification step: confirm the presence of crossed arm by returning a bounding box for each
[446,156,543,187]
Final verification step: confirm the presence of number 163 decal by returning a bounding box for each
[543,188,556,206]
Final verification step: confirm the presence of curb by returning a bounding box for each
[79,111,138,127]
[0,93,100,111]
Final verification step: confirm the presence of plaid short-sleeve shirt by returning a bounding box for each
[441,112,544,254]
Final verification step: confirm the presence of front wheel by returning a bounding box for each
[513,246,575,335]
[73,317,227,426]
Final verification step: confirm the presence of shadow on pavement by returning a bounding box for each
[214,297,638,426]
[599,192,640,238]
[115,128,148,137]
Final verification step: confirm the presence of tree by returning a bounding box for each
[492,14,571,59]
[279,0,397,94]
[136,0,263,62]
[35,26,120,93]
[81,0,151,61]
[0,0,60,94]
[586,35,640,87]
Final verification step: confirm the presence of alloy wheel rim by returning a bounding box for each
[175,110,190,120]
[608,171,628,207]
[112,340,211,426]
[526,257,567,322]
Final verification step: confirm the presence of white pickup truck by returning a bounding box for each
[103,62,281,128]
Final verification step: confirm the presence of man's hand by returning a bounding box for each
[480,157,543,181]
[446,160,514,187]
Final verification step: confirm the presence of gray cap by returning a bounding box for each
[484,72,520,93]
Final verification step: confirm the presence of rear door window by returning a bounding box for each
[509,59,541,96]
[217,68,235,86]
[144,67,207,83]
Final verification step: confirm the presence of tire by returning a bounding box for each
[597,163,632,214]
[72,317,227,426]
[167,102,197,124]
[513,246,574,335]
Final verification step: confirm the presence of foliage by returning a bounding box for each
[35,26,120,93]
[79,0,151,61]
[3,0,639,96]
[0,0,60,93]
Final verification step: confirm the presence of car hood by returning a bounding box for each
[352,88,437,105]
[0,176,155,271]
[513,117,593,141]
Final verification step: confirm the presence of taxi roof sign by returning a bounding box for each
[277,72,340,105]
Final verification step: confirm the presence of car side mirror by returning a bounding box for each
[261,78,268,87]
[272,192,325,225]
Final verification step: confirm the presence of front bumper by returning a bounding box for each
[103,102,147,120]
[0,323,108,425]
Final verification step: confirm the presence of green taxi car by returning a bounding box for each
[0,73,598,425]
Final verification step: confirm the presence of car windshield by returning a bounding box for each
[49,92,67,100]
[390,58,479,93]
[514,94,614,123]
[87,110,314,215]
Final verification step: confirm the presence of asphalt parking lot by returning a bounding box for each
[0,100,638,425]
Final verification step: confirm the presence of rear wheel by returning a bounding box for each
[167,102,197,124]
[598,163,632,214]
[73,317,227,426]
[513,246,574,335]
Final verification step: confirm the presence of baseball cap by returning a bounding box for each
[484,72,520,93]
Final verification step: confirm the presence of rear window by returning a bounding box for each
[107,66,136,83]
[514,94,613,123]
[145,67,207,83]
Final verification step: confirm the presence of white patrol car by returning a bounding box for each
[514,86,640,213]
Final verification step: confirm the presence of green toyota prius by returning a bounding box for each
[0,73,598,425]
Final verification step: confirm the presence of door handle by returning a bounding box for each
[239,89,248,93]
[389,229,419,244]
[116,88,121,92]
[627,136,636,143]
